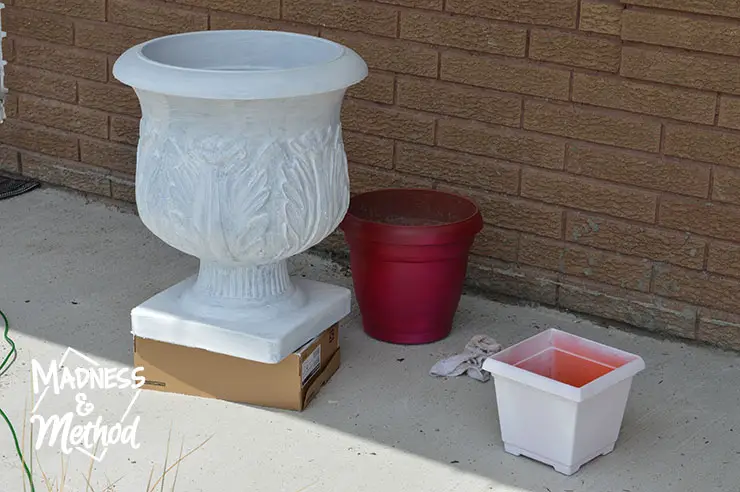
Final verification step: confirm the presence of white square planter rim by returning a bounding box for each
[113,30,368,100]
[482,329,645,402]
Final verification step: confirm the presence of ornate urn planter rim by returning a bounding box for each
[113,29,368,100]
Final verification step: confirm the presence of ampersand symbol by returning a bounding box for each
[75,393,94,417]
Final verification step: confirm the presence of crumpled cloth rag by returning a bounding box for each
[429,335,502,382]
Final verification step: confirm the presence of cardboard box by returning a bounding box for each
[133,324,340,411]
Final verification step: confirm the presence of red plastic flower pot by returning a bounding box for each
[340,188,483,344]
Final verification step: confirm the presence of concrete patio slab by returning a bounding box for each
[0,188,738,491]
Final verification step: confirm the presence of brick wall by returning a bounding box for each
[2,0,740,349]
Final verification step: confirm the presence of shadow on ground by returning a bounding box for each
[1,188,738,492]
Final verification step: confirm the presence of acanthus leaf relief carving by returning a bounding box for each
[136,116,348,269]
[280,124,349,258]
[137,117,202,258]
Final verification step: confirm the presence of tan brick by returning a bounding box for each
[349,163,433,195]
[579,0,622,36]
[110,115,141,146]
[4,6,74,44]
[622,9,740,58]
[437,118,564,169]
[707,241,740,278]
[446,0,578,28]
[79,81,141,117]
[468,257,558,305]
[567,143,710,198]
[471,226,519,262]
[3,93,19,119]
[343,131,394,169]
[5,65,77,103]
[108,0,208,34]
[664,124,740,168]
[654,263,740,313]
[712,167,740,205]
[284,0,397,37]
[107,55,125,87]
[523,100,661,152]
[529,29,620,72]
[522,168,657,222]
[697,309,740,351]
[396,142,520,193]
[347,71,395,104]
[621,45,740,95]
[660,195,740,242]
[18,95,108,139]
[621,0,740,20]
[397,77,521,127]
[566,212,706,269]
[718,96,740,131]
[520,235,652,291]
[172,0,279,17]
[441,185,563,238]
[21,153,110,196]
[75,21,160,56]
[559,277,697,338]
[15,38,107,82]
[15,0,105,20]
[373,0,442,8]
[0,119,78,160]
[572,73,715,124]
[0,146,20,173]
[441,51,570,100]
[111,177,136,203]
[323,30,438,77]
[400,10,526,57]
[342,99,435,144]
[80,139,137,175]
[3,37,15,63]
[209,13,319,34]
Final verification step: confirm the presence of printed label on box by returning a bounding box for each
[301,346,321,386]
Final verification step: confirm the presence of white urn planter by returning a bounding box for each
[113,30,367,363]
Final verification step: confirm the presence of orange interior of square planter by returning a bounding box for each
[515,348,616,388]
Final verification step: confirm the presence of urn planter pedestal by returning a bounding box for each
[113,30,367,363]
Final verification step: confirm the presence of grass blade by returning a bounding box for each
[21,398,28,492]
[101,474,125,492]
[33,449,53,492]
[148,435,213,492]
[146,464,155,492]
[159,427,172,492]
[86,441,99,492]
[30,380,34,484]
[81,472,98,492]
[169,439,185,492]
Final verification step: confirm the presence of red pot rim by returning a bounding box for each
[340,188,484,246]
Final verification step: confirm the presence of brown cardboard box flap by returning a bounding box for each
[304,348,341,407]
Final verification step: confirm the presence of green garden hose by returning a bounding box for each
[0,309,36,491]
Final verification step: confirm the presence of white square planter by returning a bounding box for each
[482,329,645,475]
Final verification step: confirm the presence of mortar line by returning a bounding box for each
[714,93,721,126]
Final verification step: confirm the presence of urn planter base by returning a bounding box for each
[131,275,351,363]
